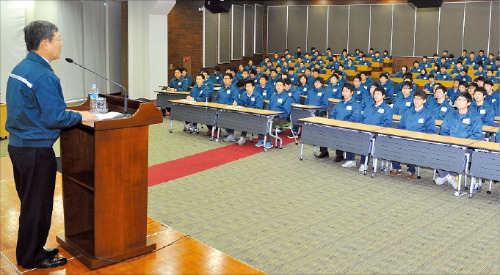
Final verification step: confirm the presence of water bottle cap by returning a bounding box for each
[91,84,97,88]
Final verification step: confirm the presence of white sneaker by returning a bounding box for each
[237,137,246,145]
[435,177,447,185]
[446,174,458,189]
[359,164,366,172]
[341,160,356,168]
[223,135,236,142]
[264,142,273,149]
[255,140,264,147]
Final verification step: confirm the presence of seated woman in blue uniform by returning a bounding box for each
[394,65,408,78]
[410,61,421,73]
[390,90,436,180]
[382,50,391,60]
[435,92,482,189]
[416,68,428,80]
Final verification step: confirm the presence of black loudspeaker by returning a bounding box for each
[205,0,231,13]
[409,0,443,8]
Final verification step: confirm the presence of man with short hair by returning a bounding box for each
[6,20,99,269]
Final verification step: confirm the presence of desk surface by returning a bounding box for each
[155,90,190,95]
[328,98,341,103]
[392,115,498,133]
[292,103,322,109]
[374,127,477,146]
[299,116,383,132]
[169,99,282,115]
[469,140,500,152]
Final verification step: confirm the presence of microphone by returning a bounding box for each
[65,58,129,116]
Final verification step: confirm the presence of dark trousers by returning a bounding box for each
[8,145,57,267]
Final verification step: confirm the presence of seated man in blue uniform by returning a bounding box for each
[210,66,223,85]
[393,81,414,115]
[359,86,393,172]
[471,87,496,126]
[486,69,499,84]
[429,85,452,120]
[180,68,193,86]
[390,90,436,180]
[168,68,188,92]
[454,68,472,83]
[185,74,211,133]
[382,50,391,60]
[435,65,451,81]
[371,51,383,63]
[447,79,460,103]
[287,67,298,86]
[256,79,292,149]
[435,92,482,189]
[410,60,421,73]
[6,20,99,269]
[378,73,395,103]
[484,80,499,116]
[423,74,437,94]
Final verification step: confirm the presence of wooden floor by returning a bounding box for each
[0,156,264,274]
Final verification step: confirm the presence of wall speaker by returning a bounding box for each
[409,0,443,8]
[205,0,231,13]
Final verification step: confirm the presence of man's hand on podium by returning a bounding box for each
[78,111,99,122]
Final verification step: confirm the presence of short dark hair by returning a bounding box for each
[343,83,355,93]
[214,66,221,71]
[428,73,435,79]
[259,74,268,81]
[402,81,413,89]
[314,77,324,85]
[374,86,386,96]
[435,85,446,94]
[283,78,292,85]
[245,79,255,86]
[275,79,285,85]
[414,90,427,100]
[196,73,205,80]
[224,73,233,79]
[456,91,472,103]
[24,20,59,51]
[475,87,487,96]
[312,68,320,74]
[484,80,494,86]
[236,79,246,88]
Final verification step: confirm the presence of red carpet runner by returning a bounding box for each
[148,135,297,187]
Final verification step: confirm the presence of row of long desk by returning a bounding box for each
[298,116,500,198]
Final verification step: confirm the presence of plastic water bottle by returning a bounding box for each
[89,84,99,113]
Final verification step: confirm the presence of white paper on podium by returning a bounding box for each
[96,111,124,121]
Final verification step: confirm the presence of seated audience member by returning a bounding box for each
[313,63,325,74]
[305,77,329,112]
[185,74,210,133]
[429,63,440,75]
[378,73,394,102]
[234,80,264,145]
[297,74,312,96]
[210,66,223,85]
[485,53,496,66]
[372,51,383,63]
[325,58,337,70]
[423,74,436,94]
[447,79,461,103]
[255,79,291,149]
[367,48,375,58]
[430,53,439,64]
[294,47,302,59]
[490,58,500,71]
[393,81,414,115]
[167,68,188,92]
[269,69,280,85]
[235,64,245,80]
[382,50,391,59]
[486,69,499,84]
[419,56,431,69]
[353,75,368,102]
[325,73,343,99]
[484,80,499,116]
[296,62,306,74]
[328,83,362,167]
[446,54,456,67]
[359,87,393,172]
[345,59,356,70]
[207,73,239,137]
[201,69,214,97]
[465,52,476,66]
[438,56,449,69]
[390,90,436,180]
[249,69,258,85]
[467,82,477,97]
[271,53,281,63]
[394,65,408,78]
[181,68,193,86]
[471,87,495,126]
[435,65,451,81]
[275,64,284,76]
[360,83,379,110]
[474,65,487,78]
[337,65,348,82]
[454,68,472,82]
[475,50,486,63]
[287,67,298,86]
[339,49,349,62]
[416,68,428,80]
[359,71,374,91]
[284,78,300,105]
[260,57,270,67]
[450,61,464,75]
[245,60,256,71]
[396,74,417,96]
[358,55,371,66]
[472,60,486,70]
[255,74,274,101]
[441,49,449,60]
[435,92,482,189]
[410,61,421,73]
[429,85,452,120]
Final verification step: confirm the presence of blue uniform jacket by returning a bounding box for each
[486,76,499,84]
[240,91,263,109]
[423,82,436,92]
[325,84,342,99]
[305,87,329,110]
[209,73,223,85]
[454,74,472,82]
[285,87,300,104]
[416,74,428,80]
[435,72,451,81]
[394,71,405,78]
[169,77,188,91]
[362,102,393,127]
[447,88,460,103]
[471,101,495,126]
[331,98,362,122]
[215,85,239,105]
[429,98,452,120]
[393,94,414,115]
[6,52,82,147]
[380,81,395,100]
[354,85,368,102]
[398,107,436,134]
[255,83,274,100]
[189,84,210,102]
[485,92,500,116]
[288,73,299,86]
[298,84,312,96]
[419,61,431,69]
[183,74,193,86]
[267,92,292,118]
[440,108,482,140]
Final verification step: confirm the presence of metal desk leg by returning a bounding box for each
[170,118,173,133]
[300,143,304,160]
[216,127,221,142]
[210,126,215,141]
[372,158,378,178]
[313,145,317,157]
[469,177,476,198]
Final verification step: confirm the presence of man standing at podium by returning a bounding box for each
[6,20,98,269]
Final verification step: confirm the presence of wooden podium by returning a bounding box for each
[57,95,163,269]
